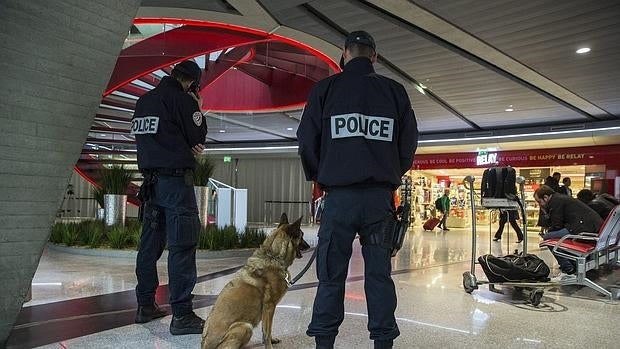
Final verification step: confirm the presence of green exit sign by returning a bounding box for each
[223,156,232,163]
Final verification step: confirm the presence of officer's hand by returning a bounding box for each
[192,144,205,155]
[189,91,203,108]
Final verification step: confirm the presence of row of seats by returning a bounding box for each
[539,205,620,301]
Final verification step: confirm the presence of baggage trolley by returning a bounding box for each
[461,175,559,306]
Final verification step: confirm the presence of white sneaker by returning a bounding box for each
[550,272,574,282]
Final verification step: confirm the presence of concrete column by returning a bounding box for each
[0,0,141,344]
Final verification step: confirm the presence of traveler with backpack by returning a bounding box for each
[435,189,451,231]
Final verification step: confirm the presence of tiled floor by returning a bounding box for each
[7,223,620,348]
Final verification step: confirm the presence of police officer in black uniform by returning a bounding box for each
[132,60,208,335]
[298,31,418,349]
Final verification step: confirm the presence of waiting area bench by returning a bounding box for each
[539,205,620,301]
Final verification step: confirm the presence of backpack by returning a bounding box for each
[481,166,517,200]
[478,253,550,283]
[434,197,443,211]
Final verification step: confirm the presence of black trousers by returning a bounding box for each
[494,211,524,240]
[307,186,400,342]
[135,175,200,316]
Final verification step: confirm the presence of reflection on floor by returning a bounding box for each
[7,224,620,348]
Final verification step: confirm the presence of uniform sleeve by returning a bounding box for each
[296,86,322,181]
[398,90,418,176]
[177,94,208,147]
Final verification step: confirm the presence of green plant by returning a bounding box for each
[92,186,105,208]
[61,223,80,246]
[198,225,217,250]
[107,226,129,249]
[100,165,133,195]
[198,225,239,250]
[126,219,142,249]
[49,223,64,244]
[78,220,105,248]
[193,156,216,186]
[239,227,267,248]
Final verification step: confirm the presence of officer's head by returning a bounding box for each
[171,60,202,92]
[341,31,377,68]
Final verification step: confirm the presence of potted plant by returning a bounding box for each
[100,165,133,227]
[194,156,215,230]
[92,186,105,221]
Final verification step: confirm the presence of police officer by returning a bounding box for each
[298,31,418,349]
[132,60,208,335]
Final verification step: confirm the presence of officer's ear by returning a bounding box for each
[370,51,377,64]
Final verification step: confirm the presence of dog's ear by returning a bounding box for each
[278,212,289,227]
[286,216,303,238]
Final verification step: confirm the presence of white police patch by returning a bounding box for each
[130,116,159,135]
[193,111,203,126]
[330,113,394,142]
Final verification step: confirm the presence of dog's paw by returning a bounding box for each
[263,337,281,345]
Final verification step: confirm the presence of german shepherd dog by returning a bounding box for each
[201,213,310,349]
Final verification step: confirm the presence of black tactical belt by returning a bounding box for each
[142,168,190,177]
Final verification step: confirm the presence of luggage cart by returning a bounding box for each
[461,175,558,306]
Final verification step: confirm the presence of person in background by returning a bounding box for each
[297,30,418,349]
[535,185,602,280]
[559,177,572,197]
[493,208,524,243]
[576,189,616,219]
[544,172,562,193]
[437,188,451,231]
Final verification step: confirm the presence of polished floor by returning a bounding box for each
[7,221,620,349]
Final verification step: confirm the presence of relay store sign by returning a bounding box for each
[476,150,498,166]
[412,145,620,170]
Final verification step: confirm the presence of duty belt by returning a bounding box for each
[142,168,190,177]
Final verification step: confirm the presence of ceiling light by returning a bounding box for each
[219,130,226,133]
[505,108,514,112]
[286,127,294,131]
[576,47,591,54]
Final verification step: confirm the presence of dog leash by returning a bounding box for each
[287,248,317,287]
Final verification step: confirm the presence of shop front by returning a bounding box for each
[403,145,620,228]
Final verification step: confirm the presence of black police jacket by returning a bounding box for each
[132,76,208,170]
[297,57,418,189]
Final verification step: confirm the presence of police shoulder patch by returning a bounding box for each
[192,111,203,126]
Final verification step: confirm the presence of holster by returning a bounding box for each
[137,171,158,222]
[360,203,411,258]
[390,203,411,257]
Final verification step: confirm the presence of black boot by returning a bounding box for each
[135,303,167,324]
[315,336,335,349]
[169,311,205,335]
[375,339,393,349]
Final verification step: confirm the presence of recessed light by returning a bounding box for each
[286,127,294,131]
[219,130,226,133]
[505,108,514,112]
[576,47,591,54]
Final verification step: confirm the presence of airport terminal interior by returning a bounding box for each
[1,0,620,348]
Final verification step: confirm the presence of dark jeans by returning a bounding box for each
[543,228,576,273]
[307,186,400,342]
[135,175,200,316]
[494,211,524,241]
[439,212,448,229]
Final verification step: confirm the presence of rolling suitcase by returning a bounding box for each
[423,217,440,231]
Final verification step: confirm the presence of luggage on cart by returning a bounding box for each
[481,166,517,200]
[478,253,550,283]
[423,217,441,231]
